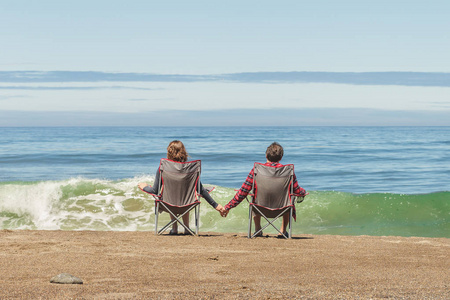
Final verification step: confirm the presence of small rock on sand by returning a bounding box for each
[50,273,83,284]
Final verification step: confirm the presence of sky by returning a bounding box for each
[0,0,449,126]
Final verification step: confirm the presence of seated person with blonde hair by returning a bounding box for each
[138,140,224,235]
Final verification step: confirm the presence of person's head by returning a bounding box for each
[266,142,284,163]
[167,140,188,162]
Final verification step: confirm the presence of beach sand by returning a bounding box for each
[1,230,448,299]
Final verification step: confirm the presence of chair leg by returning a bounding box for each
[248,207,253,238]
[158,217,177,235]
[155,203,199,236]
[254,206,290,239]
[195,204,199,235]
[289,207,293,239]
[157,203,189,235]
[155,202,159,235]
[176,209,196,235]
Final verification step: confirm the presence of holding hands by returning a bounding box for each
[220,209,229,218]
[215,204,229,217]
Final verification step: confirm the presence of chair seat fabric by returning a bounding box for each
[253,163,294,208]
[156,200,200,215]
[250,203,293,218]
[159,159,201,207]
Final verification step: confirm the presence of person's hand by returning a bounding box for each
[138,182,148,190]
[215,204,224,213]
[221,208,229,218]
[215,204,228,217]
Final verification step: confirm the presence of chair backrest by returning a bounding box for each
[159,159,201,207]
[253,163,294,209]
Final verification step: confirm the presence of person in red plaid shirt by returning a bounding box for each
[221,142,307,236]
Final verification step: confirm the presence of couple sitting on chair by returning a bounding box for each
[138,140,307,238]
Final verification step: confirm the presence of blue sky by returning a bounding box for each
[1,0,449,126]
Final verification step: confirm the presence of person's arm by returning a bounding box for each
[292,173,307,197]
[199,182,218,209]
[138,169,160,195]
[224,168,254,211]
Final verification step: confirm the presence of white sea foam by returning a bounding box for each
[0,176,156,231]
[0,181,62,229]
[0,175,239,232]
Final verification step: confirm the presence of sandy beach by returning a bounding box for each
[1,230,448,299]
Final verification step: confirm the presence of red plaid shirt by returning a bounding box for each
[224,162,307,211]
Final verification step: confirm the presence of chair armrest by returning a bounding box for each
[292,192,309,197]
[291,192,308,203]
[296,196,305,203]
[138,187,160,199]
[204,186,215,193]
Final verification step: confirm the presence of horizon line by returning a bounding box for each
[1,70,450,87]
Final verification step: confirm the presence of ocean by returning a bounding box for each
[0,126,449,237]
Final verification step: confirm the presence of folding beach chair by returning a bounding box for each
[144,159,203,235]
[247,163,300,239]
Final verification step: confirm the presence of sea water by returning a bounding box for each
[0,126,449,237]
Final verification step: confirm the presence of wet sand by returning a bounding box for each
[1,230,448,299]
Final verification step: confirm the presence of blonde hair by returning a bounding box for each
[167,140,188,162]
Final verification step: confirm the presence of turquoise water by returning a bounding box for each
[0,126,449,237]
